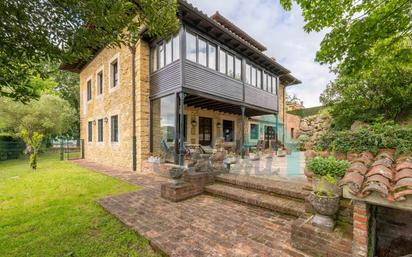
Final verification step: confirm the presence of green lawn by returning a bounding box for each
[0,154,160,257]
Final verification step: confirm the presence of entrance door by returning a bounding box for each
[199,117,212,146]
[265,126,276,148]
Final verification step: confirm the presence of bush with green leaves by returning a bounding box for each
[307,156,350,180]
[316,121,412,155]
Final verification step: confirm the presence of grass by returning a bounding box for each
[0,154,160,257]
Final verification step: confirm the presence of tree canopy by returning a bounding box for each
[0,94,77,136]
[1,0,179,102]
[281,0,412,128]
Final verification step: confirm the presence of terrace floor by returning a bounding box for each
[73,159,308,257]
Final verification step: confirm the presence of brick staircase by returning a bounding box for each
[205,173,310,217]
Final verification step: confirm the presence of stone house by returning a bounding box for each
[61,1,301,171]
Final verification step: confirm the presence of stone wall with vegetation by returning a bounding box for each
[297,112,331,150]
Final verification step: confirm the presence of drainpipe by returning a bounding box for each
[274,113,278,151]
[240,106,245,158]
[131,45,137,171]
[178,92,185,166]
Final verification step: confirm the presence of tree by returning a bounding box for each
[280,0,412,128]
[280,0,411,75]
[1,0,179,102]
[0,94,76,168]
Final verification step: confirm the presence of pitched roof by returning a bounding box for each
[210,11,267,52]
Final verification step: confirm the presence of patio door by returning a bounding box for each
[199,117,212,146]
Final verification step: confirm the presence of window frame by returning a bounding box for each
[110,114,120,143]
[97,118,104,143]
[96,66,104,96]
[87,121,93,143]
[86,78,92,102]
[109,54,120,92]
[250,123,260,141]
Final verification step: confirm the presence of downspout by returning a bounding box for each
[130,45,137,171]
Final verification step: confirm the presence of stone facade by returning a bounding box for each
[79,41,150,170]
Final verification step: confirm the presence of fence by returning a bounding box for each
[0,141,25,161]
[53,139,84,160]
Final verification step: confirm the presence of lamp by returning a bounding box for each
[191,119,197,128]
[217,122,222,128]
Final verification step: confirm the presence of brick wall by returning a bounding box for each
[352,201,369,257]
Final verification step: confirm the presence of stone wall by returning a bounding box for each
[79,40,150,170]
[298,113,331,150]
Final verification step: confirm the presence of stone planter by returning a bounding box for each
[308,192,340,231]
[169,166,185,185]
[304,167,314,183]
[312,176,342,196]
[249,153,260,161]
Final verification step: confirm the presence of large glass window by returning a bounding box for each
[97,119,103,142]
[263,73,267,91]
[158,44,164,69]
[250,124,259,140]
[268,75,272,93]
[257,69,261,89]
[110,59,118,88]
[172,35,180,61]
[272,76,278,94]
[198,38,207,66]
[235,58,242,80]
[151,47,158,72]
[245,64,251,84]
[111,115,119,142]
[227,54,234,77]
[208,43,216,70]
[223,120,234,142]
[251,66,256,86]
[165,39,172,66]
[219,49,226,74]
[151,95,176,160]
[186,32,197,62]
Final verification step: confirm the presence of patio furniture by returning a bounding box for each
[199,145,214,155]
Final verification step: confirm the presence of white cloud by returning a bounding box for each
[187,0,335,107]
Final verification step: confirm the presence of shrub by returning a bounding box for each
[306,156,350,180]
[315,121,412,155]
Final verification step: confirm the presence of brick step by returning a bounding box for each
[205,183,306,217]
[215,173,310,201]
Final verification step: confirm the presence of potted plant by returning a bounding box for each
[248,148,260,161]
[306,156,349,231]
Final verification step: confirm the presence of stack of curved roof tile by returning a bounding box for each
[339,150,412,202]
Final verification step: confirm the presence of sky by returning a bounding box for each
[187,0,335,107]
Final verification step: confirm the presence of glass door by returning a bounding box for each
[199,117,212,146]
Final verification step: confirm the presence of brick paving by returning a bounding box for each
[73,160,310,257]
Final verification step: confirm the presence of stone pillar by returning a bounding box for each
[352,201,369,257]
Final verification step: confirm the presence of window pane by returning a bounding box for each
[227,54,234,77]
[223,120,234,142]
[158,44,164,68]
[111,115,119,142]
[186,32,197,62]
[87,80,92,100]
[98,119,103,142]
[251,67,256,86]
[208,43,216,70]
[151,47,157,71]
[268,75,272,93]
[219,49,226,74]
[198,38,207,66]
[245,64,251,84]
[88,121,93,142]
[151,95,176,158]
[272,76,278,94]
[263,73,267,91]
[165,40,172,65]
[111,61,118,88]
[172,34,180,61]
[250,124,259,140]
[257,69,261,89]
[235,58,241,80]
[97,72,103,94]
